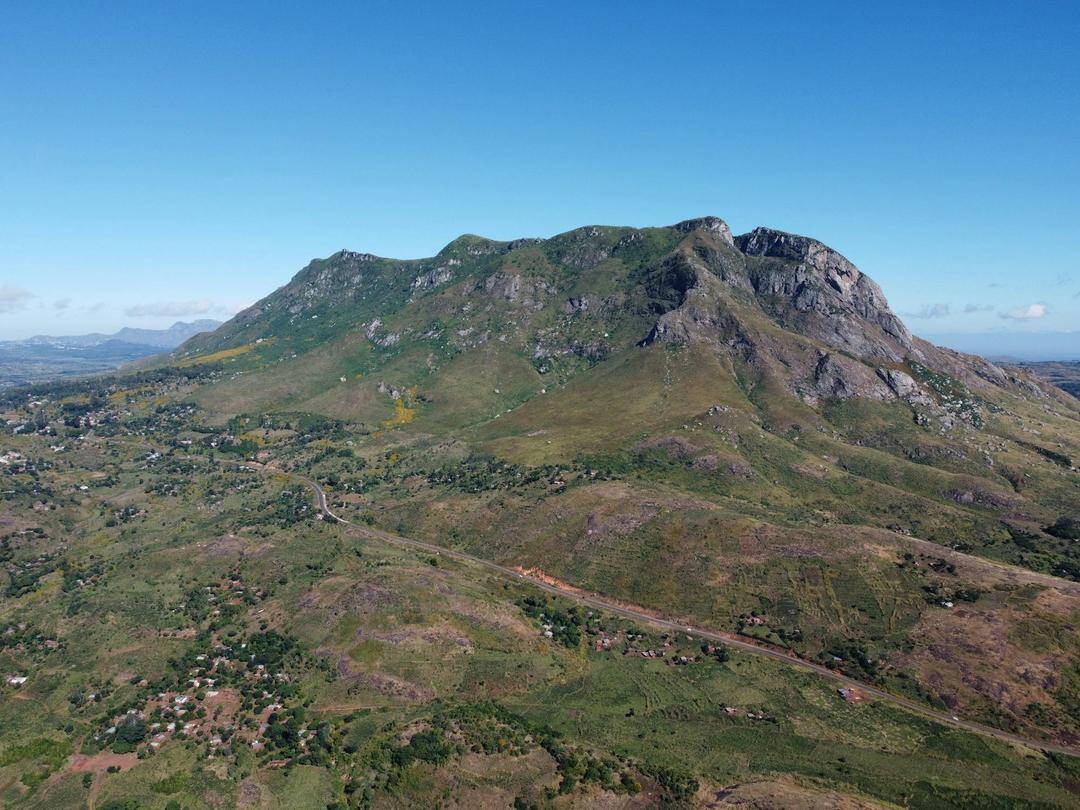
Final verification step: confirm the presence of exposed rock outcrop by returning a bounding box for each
[737,227,914,362]
[411,261,459,291]
[877,368,935,407]
[672,216,735,246]
[479,272,557,309]
[813,353,893,400]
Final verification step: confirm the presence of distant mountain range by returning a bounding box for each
[1021,360,1080,398]
[18,319,222,350]
[0,319,221,388]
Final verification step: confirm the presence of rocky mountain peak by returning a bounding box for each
[672,216,734,246]
[734,226,914,360]
[438,234,510,258]
[736,226,868,298]
[335,249,381,263]
[178,214,1062,420]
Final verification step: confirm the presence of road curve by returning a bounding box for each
[295,474,1080,758]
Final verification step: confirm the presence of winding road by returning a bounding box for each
[295,473,1080,758]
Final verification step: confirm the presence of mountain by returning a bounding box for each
[22,319,222,350]
[178,216,1062,430]
[3,218,1080,808]
[0,319,222,388]
[171,216,1080,738]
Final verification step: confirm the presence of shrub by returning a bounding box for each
[1047,516,1080,540]
[391,729,454,767]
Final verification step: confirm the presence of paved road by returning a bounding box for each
[294,474,1080,758]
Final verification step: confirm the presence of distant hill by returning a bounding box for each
[0,319,221,387]
[1021,360,1080,398]
[22,318,222,349]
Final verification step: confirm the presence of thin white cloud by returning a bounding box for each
[905,303,951,319]
[963,303,993,314]
[53,298,71,310]
[0,286,34,314]
[1000,303,1048,320]
[125,299,216,318]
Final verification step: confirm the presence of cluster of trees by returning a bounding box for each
[1018,441,1073,469]
[700,642,730,663]
[389,729,454,768]
[245,630,299,671]
[260,488,314,527]
[60,557,102,593]
[542,737,637,796]
[1006,524,1080,582]
[223,411,351,446]
[350,701,662,804]
[639,763,699,804]
[920,580,983,605]
[426,453,566,494]
[258,411,348,440]
[0,620,55,652]
[518,595,583,648]
[110,714,148,754]
[264,706,306,755]
[4,554,56,598]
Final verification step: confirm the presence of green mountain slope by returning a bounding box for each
[177,216,1077,544]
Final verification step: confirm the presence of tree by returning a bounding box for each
[116,714,148,745]
[1047,516,1080,540]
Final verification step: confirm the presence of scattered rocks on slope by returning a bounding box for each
[877,368,935,407]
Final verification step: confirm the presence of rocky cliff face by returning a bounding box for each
[736,227,915,361]
[635,219,914,362]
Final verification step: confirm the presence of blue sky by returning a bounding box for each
[1,2,1078,350]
